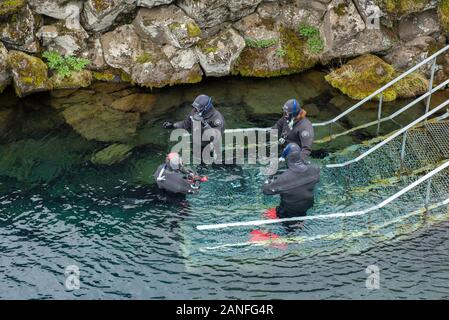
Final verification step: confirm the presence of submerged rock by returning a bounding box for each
[325,54,429,102]
[62,101,140,142]
[8,50,52,97]
[91,143,133,165]
[0,108,16,136]
[0,5,41,53]
[110,93,157,113]
[195,27,245,77]
[0,134,95,184]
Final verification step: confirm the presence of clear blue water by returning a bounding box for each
[1,73,449,299]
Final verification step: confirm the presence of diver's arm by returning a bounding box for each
[173,112,194,131]
[262,176,284,195]
[298,126,314,160]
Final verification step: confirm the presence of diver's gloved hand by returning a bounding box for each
[202,120,211,130]
[279,137,286,146]
[163,121,174,129]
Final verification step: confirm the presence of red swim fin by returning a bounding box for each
[249,230,287,250]
[264,208,278,220]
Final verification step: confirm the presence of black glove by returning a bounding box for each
[163,121,174,129]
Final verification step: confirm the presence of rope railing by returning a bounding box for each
[196,159,449,231]
[326,97,449,168]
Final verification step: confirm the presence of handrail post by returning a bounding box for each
[400,130,408,172]
[425,57,437,120]
[329,122,333,142]
[377,94,383,136]
[425,177,433,209]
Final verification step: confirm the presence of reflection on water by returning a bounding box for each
[1,72,448,299]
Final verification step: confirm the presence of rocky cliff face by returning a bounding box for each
[0,0,448,97]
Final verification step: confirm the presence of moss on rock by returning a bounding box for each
[379,0,429,16]
[187,22,201,38]
[8,51,52,97]
[51,70,93,90]
[233,26,318,78]
[93,70,116,82]
[325,54,429,102]
[438,0,449,34]
[0,0,26,18]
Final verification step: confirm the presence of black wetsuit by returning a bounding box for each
[274,117,314,161]
[154,164,199,195]
[174,107,225,147]
[262,161,320,218]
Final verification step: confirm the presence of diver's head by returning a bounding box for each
[283,98,304,121]
[192,94,213,116]
[166,152,183,170]
[280,143,307,172]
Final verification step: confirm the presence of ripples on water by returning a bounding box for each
[1,74,449,299]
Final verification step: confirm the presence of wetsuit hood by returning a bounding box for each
[192,94,213,117]
[286,151,308,173]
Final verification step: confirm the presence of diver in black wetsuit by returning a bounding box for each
[154,152,207,195]
[273,98,314,161]
[262,143,320,219]
[162,94,225,149]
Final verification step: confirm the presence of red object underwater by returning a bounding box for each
[249,230,287,250]
[264,208,278,220]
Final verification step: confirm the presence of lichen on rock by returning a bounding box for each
[50,70,93,90]
[0,42,11,93]
[0,5,42,53]
[438,0,449,33]
[82,0,137,32]
[133,5,202,49]
[233,20,318,78]
[379,0,436,18]
[8,50,52,97]
[195,27,246,77]
[325,54,429,102]
[0,0,26,18]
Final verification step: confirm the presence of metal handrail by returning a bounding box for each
[221,45,449,137]
[316,77,449,143]
[196,159,449,231]
[326,97,449,168]
[313,44,449,127]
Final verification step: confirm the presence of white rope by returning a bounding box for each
[326,98,449,168]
